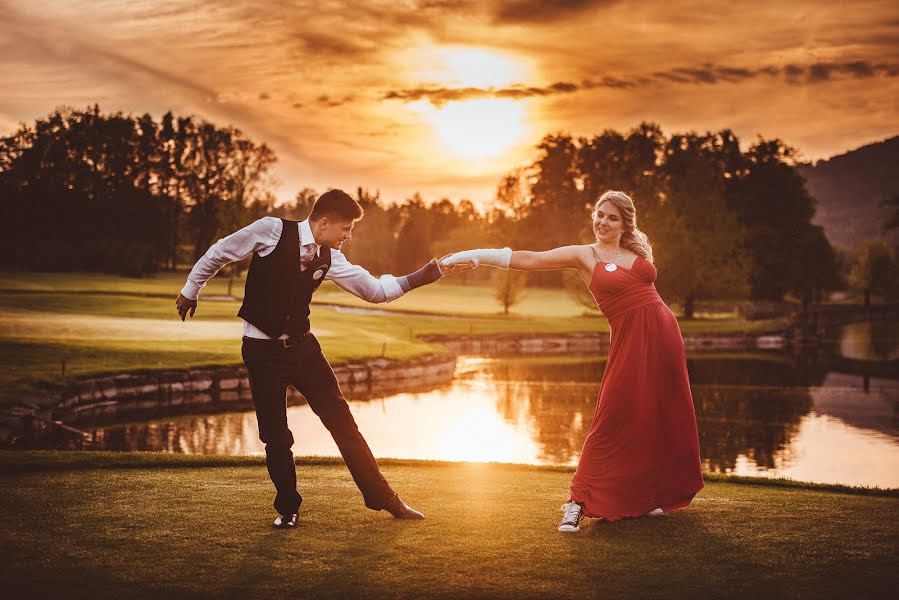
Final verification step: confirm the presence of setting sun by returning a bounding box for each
[400,46,533,162]
[409,46,529,88]
[417,98,527,160]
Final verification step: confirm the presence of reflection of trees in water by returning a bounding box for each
[493,380,595,465]
[694,386,812,472]
[477,354,831,387]
[870,322,899,360]
[87,413,259,455]
[66,371,458,452]
[838,322,899,361]
[75,354,886,470]
[478,360,599,464]
[480,356,819,468]
[685,356,828,387]
[474,358,606,384]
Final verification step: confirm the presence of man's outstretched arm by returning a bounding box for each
[327,251,467,304]
[176,217,282,320]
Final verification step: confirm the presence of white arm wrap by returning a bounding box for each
[440,247,512,269]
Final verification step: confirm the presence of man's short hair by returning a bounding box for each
[309,189,364,222]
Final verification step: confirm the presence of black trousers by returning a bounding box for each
[241,334,397,515]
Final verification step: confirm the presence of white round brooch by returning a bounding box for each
[312,268,325,280]
[604,263,618,272]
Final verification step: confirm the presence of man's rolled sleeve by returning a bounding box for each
[378,274,405,302]
[328,249,407,304]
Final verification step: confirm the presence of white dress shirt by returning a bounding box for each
[180,217,405,339]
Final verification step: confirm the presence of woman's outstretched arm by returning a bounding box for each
[442,245,586,272]
[509,246,585,271]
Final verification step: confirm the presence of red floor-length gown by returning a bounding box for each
[569,255,704,521]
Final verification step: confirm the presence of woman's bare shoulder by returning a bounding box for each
[574,244,599,269]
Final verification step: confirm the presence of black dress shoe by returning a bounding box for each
[381,496,425,519]
[273,513,298,528]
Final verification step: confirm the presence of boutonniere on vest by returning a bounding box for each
[605,263,618,272]
[312,267,326,280]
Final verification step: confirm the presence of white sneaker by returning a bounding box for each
[558,501,584,532]
[648,508,664,517]
[273,513,297,528]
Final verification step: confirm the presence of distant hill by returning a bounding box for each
[797,135,899,249]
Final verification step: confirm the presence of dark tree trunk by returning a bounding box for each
[683,296,695,319]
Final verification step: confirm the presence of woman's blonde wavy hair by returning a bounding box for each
[592,190,654,263]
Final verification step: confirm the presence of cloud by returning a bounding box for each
[583,76,638,90]
[295,32,370,57]
[383,81,585,106]
[3,27,218,104]
[652,64,761,85]
[787,61,899,84]
[383,60,899,106]
[491,0,619,24]
[417,0,474,9]
[315,94,355,108]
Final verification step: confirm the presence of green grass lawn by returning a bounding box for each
[0,270,789,406]
[0,269,791,323]
[1,452,896,599]
[0,269,598,316]
[0,269,236,297]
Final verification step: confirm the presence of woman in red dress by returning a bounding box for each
[442,190,704,532]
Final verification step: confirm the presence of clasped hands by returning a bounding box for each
[436,253,477,275]
[440,247,512,270]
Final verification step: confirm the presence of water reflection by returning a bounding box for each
[839,321,899,361]
[74,353,899,488]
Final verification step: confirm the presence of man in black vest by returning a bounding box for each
[175,189,467,528]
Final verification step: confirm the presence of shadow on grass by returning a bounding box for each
[571,510,767,597]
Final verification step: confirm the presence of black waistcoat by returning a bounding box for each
[237,218,331,338]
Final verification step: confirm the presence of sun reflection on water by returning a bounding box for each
[83,357,899,489]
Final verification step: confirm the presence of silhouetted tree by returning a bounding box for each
[0,107,169,275]
[429,199,493,284]
[493,269,528,315]
[849,240,898,304]
[726,138,818,300]
[180,121,276,260]
[576,122,666,217]
[883,194,899,232]
[0,106,276,275]
[527,134,584,255]
[791,225,843,305]
[341,187,400,275]
[655,132,750,318]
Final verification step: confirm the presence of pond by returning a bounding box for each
[75,349,899,489]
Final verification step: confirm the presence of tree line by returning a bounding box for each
[1,107,895,311]
[0,106,274,275]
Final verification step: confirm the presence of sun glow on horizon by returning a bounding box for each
[402,46,533,163]
[415,98,528,161]
[408,46,529,89]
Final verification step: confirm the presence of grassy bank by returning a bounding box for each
[1,452,896,599]
[0,270,788,405]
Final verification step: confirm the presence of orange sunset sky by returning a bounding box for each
[2,0,897,206]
